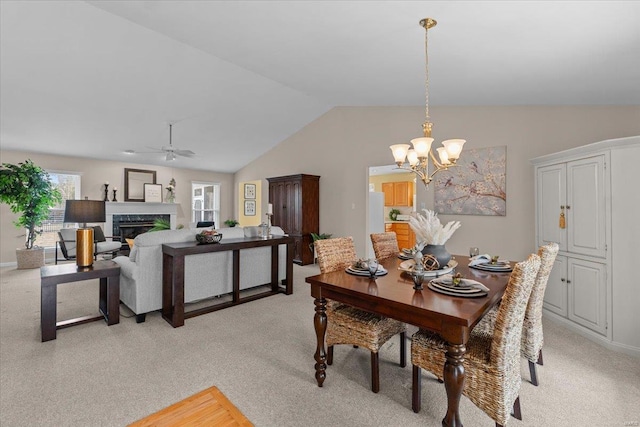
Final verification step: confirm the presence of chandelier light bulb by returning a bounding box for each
[436,147,450,165]
[442,139,466,160]
[390,144,410,164]
[410,137,434,158]
[407,149,419,166]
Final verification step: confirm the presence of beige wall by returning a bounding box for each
[234,106,640,261]
[0,150,234,265]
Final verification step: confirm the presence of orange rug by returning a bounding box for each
[128,386,253,427]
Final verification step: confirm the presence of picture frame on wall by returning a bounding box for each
[244,183,256,199]
[244,200,256,216]
[144,183,163,203]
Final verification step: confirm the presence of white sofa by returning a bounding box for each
[113,226,288,322]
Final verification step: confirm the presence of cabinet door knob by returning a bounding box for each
[560,278,566,282]
[565,205,571,209]
[566,279,572,284]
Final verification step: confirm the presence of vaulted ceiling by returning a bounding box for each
[1,1,639,172]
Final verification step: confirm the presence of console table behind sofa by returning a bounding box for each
[113,226,290,323]
[162,235,294,327]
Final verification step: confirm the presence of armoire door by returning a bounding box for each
[567,258,607,336]
[566,155,607,258]
[536,163,567,251]
[543,255,568,317]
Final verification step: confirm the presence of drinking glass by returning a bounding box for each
[469,247,480,257]
[367,258,379,279]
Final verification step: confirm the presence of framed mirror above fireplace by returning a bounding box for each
[124,168,156,202]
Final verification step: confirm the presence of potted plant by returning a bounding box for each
[309,232,332,263]
[148,218,171,232]
[0,159,62,269]
[224,219,239,228]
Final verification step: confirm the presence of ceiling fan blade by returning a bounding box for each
[175,149,195,156]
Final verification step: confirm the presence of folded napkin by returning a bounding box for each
[432,274,490,292]
[469,254,492,266]
[350,262,387,274]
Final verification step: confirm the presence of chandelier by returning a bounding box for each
[390,18,465,188]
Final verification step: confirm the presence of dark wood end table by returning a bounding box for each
[40,260,120,342]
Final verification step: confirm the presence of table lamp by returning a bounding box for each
[64,199,106,267]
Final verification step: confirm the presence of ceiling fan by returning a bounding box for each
[126,124,195,161]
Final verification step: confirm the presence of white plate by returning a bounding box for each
[427,282,487,298]
[345,267,388,277]
[429,280,485,294]
[398,259,457,277]
[471,263,512,272]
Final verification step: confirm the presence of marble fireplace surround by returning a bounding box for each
[106,202,178,242]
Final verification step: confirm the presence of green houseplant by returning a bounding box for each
[0,160,62,268]
[224,219,239,227]
[148,218,171,232]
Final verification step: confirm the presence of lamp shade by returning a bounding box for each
[64,200,105,224]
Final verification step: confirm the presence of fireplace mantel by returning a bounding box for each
[106,202,178,236]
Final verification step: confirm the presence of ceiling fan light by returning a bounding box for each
[166,152,176,161]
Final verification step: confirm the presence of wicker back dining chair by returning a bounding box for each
[411,253,541,426]
[474,242,559,386]
[370,232,400,260]
[314,236,406,393]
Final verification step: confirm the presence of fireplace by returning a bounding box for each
[113,214,170,252]
[105,202,178,254]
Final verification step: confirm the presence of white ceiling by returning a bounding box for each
[1,1,639,173]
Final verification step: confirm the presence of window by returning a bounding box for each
[39,172,81,248]
[192,182,220,227]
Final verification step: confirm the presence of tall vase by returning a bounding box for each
[421,244,452,270]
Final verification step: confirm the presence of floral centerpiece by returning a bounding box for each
[166,178,176,203]
[409,209,461,269]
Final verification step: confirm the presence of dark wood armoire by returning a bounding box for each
[267,174,319,265]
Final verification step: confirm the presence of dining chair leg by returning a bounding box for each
[537,349,544,365]
[512,396,522,420]
[327,345,334,365]
[528,360,539,386]
[412,365,421,413]
[400,332,406,367]
[371,352,380,393]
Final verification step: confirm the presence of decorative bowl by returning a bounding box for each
[196,233,222,244]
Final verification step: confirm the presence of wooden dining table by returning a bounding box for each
[305,255,512,427]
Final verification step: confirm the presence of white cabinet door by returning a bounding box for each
[536,163,567,251]
[567,155,607,258]
[543,255,568,317]
[567,258,607,336]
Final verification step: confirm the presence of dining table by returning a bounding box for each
[305,255,512,427]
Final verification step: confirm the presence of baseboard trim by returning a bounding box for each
[544,310,639,358]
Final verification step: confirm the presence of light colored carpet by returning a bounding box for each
[1,263,639,427]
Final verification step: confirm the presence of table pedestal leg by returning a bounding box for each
[313,296,327,387]
[442,343,465,427]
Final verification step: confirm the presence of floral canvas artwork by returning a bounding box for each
[434,146,506,216]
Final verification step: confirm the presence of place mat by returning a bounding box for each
[427,281,488,298]
[128,386,252,427]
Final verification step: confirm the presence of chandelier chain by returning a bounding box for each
[424,24,430,122]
